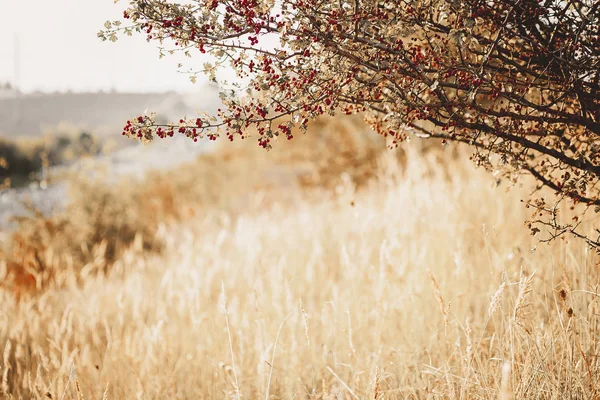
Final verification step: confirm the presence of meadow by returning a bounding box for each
[0,117,599,399]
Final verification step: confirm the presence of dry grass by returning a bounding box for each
[1,115,402,296]
[1,117,599,399]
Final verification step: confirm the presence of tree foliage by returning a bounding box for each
[100,0,600,249]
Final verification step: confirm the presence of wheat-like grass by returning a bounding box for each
[1,340,11,396]
[102,383,109,400]
[75,379,84,400]
[513,270,535,325]
[372,366,381,400]
[427,270,450,335]
[488,281,506,318]
[0,118,599,398]
[299,299,310,347]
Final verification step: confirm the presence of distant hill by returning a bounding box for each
[0,87,221,137]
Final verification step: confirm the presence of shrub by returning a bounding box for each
[0,129,103,185]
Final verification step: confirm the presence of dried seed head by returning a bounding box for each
[372,366,381,400]
[299,299,310,346]
[559,288,567,300]
[427,270,449,334]
[75,379,85,400]
[488,281,506,317]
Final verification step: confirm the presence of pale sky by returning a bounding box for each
[0,0,217,93]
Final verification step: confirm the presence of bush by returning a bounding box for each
[0,129,104,185]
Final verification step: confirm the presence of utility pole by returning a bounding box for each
[13,34,20,92]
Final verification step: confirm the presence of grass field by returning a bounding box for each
[0,117,599,399]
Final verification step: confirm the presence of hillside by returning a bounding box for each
[0,86,223,232]
[0,87,221,137]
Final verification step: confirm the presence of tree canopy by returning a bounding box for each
[100,0,600,249]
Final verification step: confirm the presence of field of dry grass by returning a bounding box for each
[1,117,599,399]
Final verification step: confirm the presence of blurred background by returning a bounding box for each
[0,0,229,227]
